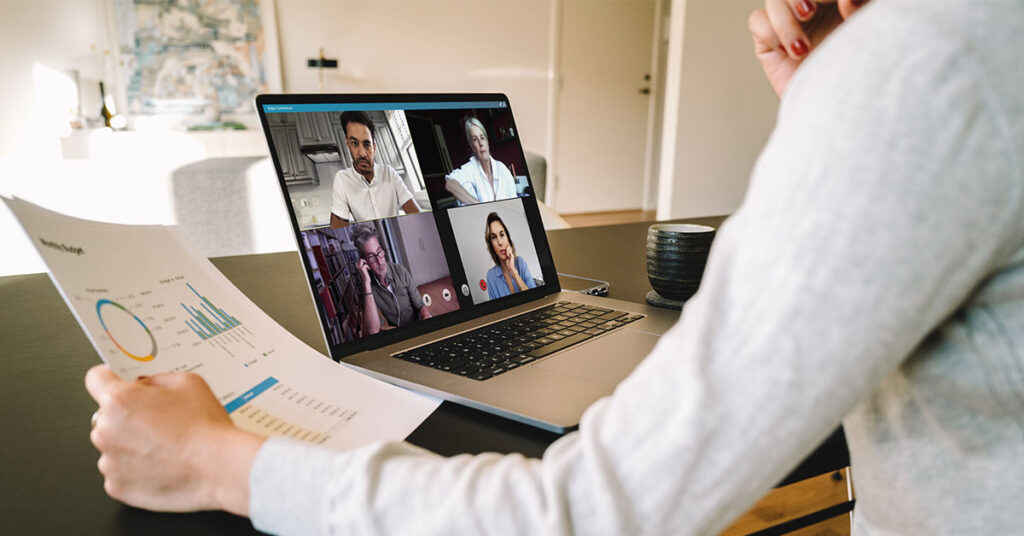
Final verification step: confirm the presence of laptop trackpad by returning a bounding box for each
[535,329,659,386]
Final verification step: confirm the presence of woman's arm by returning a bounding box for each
[748,0,866,97]
[444,177,480,205]
[83,5,1021,535]
[515,256,536,290]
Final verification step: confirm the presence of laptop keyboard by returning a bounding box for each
[392,302,644,381]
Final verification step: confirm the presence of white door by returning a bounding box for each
[554,0,656,214]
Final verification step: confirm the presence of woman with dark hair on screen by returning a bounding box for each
[484,212,535,300]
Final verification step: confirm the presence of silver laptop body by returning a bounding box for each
[256,93,678,432]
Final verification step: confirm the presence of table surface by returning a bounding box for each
[0,217,847,534]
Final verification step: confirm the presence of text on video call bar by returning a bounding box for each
[263,101,507,113]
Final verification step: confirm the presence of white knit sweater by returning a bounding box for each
[250,2,1024,534]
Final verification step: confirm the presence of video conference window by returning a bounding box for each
[301,212,459,346]
[268,109,430,230]
[448,198,543,305]
[406,108,532,210]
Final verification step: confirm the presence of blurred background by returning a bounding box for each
[0,0,779,276]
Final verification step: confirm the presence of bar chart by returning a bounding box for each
[80,276,265,371]
[182,282,241,340]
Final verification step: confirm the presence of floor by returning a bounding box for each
[560,209,657,228]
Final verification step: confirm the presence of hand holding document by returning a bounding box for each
[4,196,440,451]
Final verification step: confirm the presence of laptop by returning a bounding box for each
[255,93,680,432]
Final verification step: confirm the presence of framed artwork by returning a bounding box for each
[112,0,282,126]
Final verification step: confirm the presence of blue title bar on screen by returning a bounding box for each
[262,101,506,113]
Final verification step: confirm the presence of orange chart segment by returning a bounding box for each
[96,299,157,362]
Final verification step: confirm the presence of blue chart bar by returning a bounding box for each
[224,377,278,414]
[182,283,242,340]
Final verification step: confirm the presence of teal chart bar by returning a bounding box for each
[182,282,241,340]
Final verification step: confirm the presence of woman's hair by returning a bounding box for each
[464,116,487,147]
[484,212,515,266]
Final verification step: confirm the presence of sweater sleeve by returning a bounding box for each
[250,6,1023,535]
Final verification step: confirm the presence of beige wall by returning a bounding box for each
[0,0,554,159]
[0,0,112,158]
[274,0,554,157]
[0,0,779,250]
[658,0,779,219]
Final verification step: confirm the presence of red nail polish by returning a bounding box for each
[795,0,815,18]
[790,39,809,57]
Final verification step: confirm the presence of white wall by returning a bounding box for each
[274,0,554,158]
[395,212,448,287]
[658,0,779,219]
[0,0,558,277]
[0,0,555,160]
[0,0,112,158]
[0,0,782,278]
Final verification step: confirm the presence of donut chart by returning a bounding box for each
[96,299,157,362]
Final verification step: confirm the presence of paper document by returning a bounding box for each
[5,197,440,451]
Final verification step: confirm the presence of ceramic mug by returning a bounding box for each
[646,223,716,302]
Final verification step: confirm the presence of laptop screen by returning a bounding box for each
[257,94,559,359]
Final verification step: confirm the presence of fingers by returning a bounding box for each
[749,8,781,55]
[84,365,126,407]
[144,371,188,388]
[837,0,867,19]
[791,0,818,21]
[766,0,810,59]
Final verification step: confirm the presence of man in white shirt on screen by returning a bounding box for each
[330,111,421,228]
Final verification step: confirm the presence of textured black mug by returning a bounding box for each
[646,223,716,303]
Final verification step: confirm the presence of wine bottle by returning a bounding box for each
[99,82,112,128]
